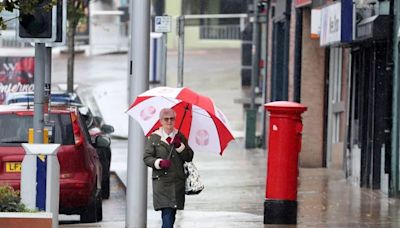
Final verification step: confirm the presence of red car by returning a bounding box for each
[0,105,109,223]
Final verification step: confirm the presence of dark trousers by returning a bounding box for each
[161,207,177,228]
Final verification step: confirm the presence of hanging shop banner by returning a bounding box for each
[311,9,321,39]
[0,56,35,104]
[295,0,312,8]
[320,2,341,46]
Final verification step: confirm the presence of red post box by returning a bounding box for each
[264,101,307,224]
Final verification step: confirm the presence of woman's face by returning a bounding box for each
[161,112,176,133]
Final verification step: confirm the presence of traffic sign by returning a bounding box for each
[155,16,172,33]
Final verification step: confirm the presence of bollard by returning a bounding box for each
[21,141,60,228]
[264,101,307,224]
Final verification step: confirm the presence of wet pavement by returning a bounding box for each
[17,46,400,227]
[60,138,400,227]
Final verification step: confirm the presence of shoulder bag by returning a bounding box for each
[184,161,204,195]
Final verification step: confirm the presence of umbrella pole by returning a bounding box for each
[168,104,189,159]
[177,104,189,132]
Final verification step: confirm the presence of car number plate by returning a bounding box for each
[6,162,21,172]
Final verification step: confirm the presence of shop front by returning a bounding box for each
[347,14,393,191]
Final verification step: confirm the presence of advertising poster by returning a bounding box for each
[0,56,35,104]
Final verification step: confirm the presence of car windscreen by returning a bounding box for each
[0,113,75,145]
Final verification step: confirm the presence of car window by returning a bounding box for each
[78,112,93,144]
[0,113,74,145]
[49,113,75,145]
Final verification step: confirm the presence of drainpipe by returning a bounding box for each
[261,1,271,149]
[282,0,291,101]
[293,8,302,102]
[391,0,399,197]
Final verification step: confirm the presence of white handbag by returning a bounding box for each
[184,161,204,195]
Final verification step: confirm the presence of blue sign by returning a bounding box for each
[341,0,353,43]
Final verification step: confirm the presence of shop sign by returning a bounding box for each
[295,0,312,8]
[319,1,353,46]
[320,2,341,46]
[311,9,321,39]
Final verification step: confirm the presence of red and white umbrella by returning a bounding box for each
[126,86,234,155]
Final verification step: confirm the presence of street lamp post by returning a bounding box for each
[126,0,150,227]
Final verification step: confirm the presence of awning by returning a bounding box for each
[356,15,391,41]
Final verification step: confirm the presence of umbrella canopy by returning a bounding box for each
[126,87,234,155]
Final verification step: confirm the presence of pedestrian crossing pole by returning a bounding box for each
[33,43,46,211]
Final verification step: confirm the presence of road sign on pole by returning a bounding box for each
[155,16,172,33]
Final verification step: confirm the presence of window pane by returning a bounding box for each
[0,113,74,145]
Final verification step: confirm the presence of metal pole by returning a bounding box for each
[44,46,59,228]
[245,0,260,148]
[177,16,185,87]
[161,33,168,86]
[391,0,399,197]
[126,0,150,227]
[44,47,52,118]
[34,43,45,144]
[251,0,260,110]
[34,43,46,211]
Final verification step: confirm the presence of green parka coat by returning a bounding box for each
[143,129,193,210]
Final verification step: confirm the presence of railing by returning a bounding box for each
[0,30,31,48]
[89,10,128,55]
[184,14,248,40]
[199,25,241,40]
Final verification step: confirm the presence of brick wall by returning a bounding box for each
[299,8,326,167]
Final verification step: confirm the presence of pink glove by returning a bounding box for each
[159,159,171,169]
[172,136,182,148]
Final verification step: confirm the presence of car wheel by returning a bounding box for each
[80,187,102,223]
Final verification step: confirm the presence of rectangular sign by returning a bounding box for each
[0,56,35,104]
[341,0,353,43]
[320,2,341,46]
[311,9,321,39]
[155,16,172,33]
[6,162,22,172]
[295,0,312,8]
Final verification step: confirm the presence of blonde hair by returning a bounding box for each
[159,108,176,119]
